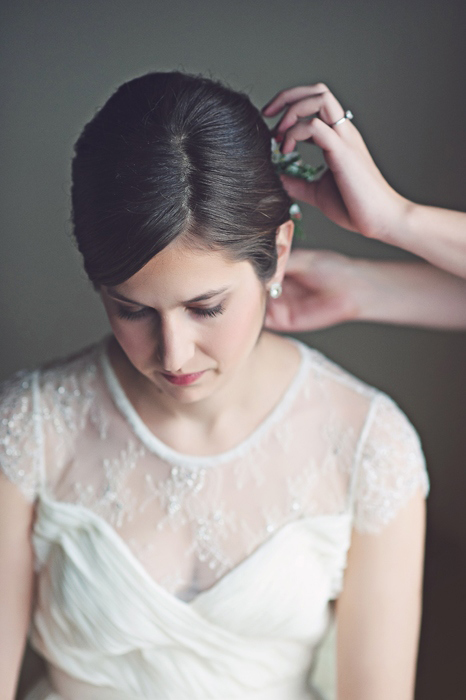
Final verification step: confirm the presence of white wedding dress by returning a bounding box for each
[0,338,428,700]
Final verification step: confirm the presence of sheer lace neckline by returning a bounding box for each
[99,338,309,468]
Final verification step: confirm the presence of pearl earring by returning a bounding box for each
[269,282,282,299]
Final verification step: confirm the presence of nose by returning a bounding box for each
[156,313,196,373]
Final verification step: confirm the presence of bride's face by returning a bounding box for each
[100,237,270,404]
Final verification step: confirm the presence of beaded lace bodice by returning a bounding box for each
[0,338,428,603]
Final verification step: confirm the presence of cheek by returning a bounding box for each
[109,316,155,367]
[208,293,265,362]
[101,293,154,366]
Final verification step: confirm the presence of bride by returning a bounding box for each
[0,71,427,700]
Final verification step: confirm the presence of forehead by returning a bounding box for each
[112,238,257,303]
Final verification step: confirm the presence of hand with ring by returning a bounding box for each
[263,83,466,332]
[262,83,408,243]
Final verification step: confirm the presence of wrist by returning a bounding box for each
[348,259,397,323]
[333,257,380,323]
[374,191,415,247]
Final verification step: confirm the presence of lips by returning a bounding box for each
[161,371,206,386]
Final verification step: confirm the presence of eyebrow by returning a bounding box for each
[106,286,229,307]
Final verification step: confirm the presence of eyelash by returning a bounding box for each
[116,303,225,321]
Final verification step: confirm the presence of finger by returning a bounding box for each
[280,174,319,207]
[262,83,330,116]
[282,117,340,154]
[270,289,356,331]
[265,311,288,331]
[275,92,345,133]
[264,307,282,330]
[283,248,320,272]
[265,297,291,329]
[265,297,344,332]
[265,290,301,330]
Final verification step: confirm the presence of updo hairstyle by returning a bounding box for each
[71,72,293,288]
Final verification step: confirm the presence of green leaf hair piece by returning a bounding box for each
[271,138,324,182]
[271,138,324,238]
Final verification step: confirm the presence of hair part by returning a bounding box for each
[71,71,292,287]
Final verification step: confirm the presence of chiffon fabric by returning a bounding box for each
[0,338,428,700]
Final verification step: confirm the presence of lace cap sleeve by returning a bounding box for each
[0,370,42,502]
[352,392,429,534]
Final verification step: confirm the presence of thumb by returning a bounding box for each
[284,249,319,273]
[280,175,319,207]
[264,297,290,330]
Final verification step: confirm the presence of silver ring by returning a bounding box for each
[331,110,354,127]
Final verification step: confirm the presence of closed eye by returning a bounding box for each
[190,303,224,318]
[116,306,153,321]
[115,303,225,321]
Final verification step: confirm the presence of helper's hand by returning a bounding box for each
[265,249,362,332]
[262,84,409,242]
[267,248,466,332]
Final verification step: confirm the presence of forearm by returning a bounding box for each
[381,202,466,279]
[337,494,426,700]
[0,476,35,700]
[352,259,466,330]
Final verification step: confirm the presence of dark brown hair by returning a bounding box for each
[71,71,292,287]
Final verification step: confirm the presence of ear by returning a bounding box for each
[269,219,294,288]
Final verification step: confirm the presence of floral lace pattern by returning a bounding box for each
[0,339,428,599]
[0,372,39,501]
[353,393,429,533]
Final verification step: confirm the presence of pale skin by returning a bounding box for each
[1,224,425,700]
[262,83,466,332]
[0,477,36,700]
[265,250,466,332]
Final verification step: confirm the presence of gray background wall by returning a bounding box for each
[1,1,465,698]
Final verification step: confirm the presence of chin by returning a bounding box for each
[152,370,218,402]
[161,384,216,405]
